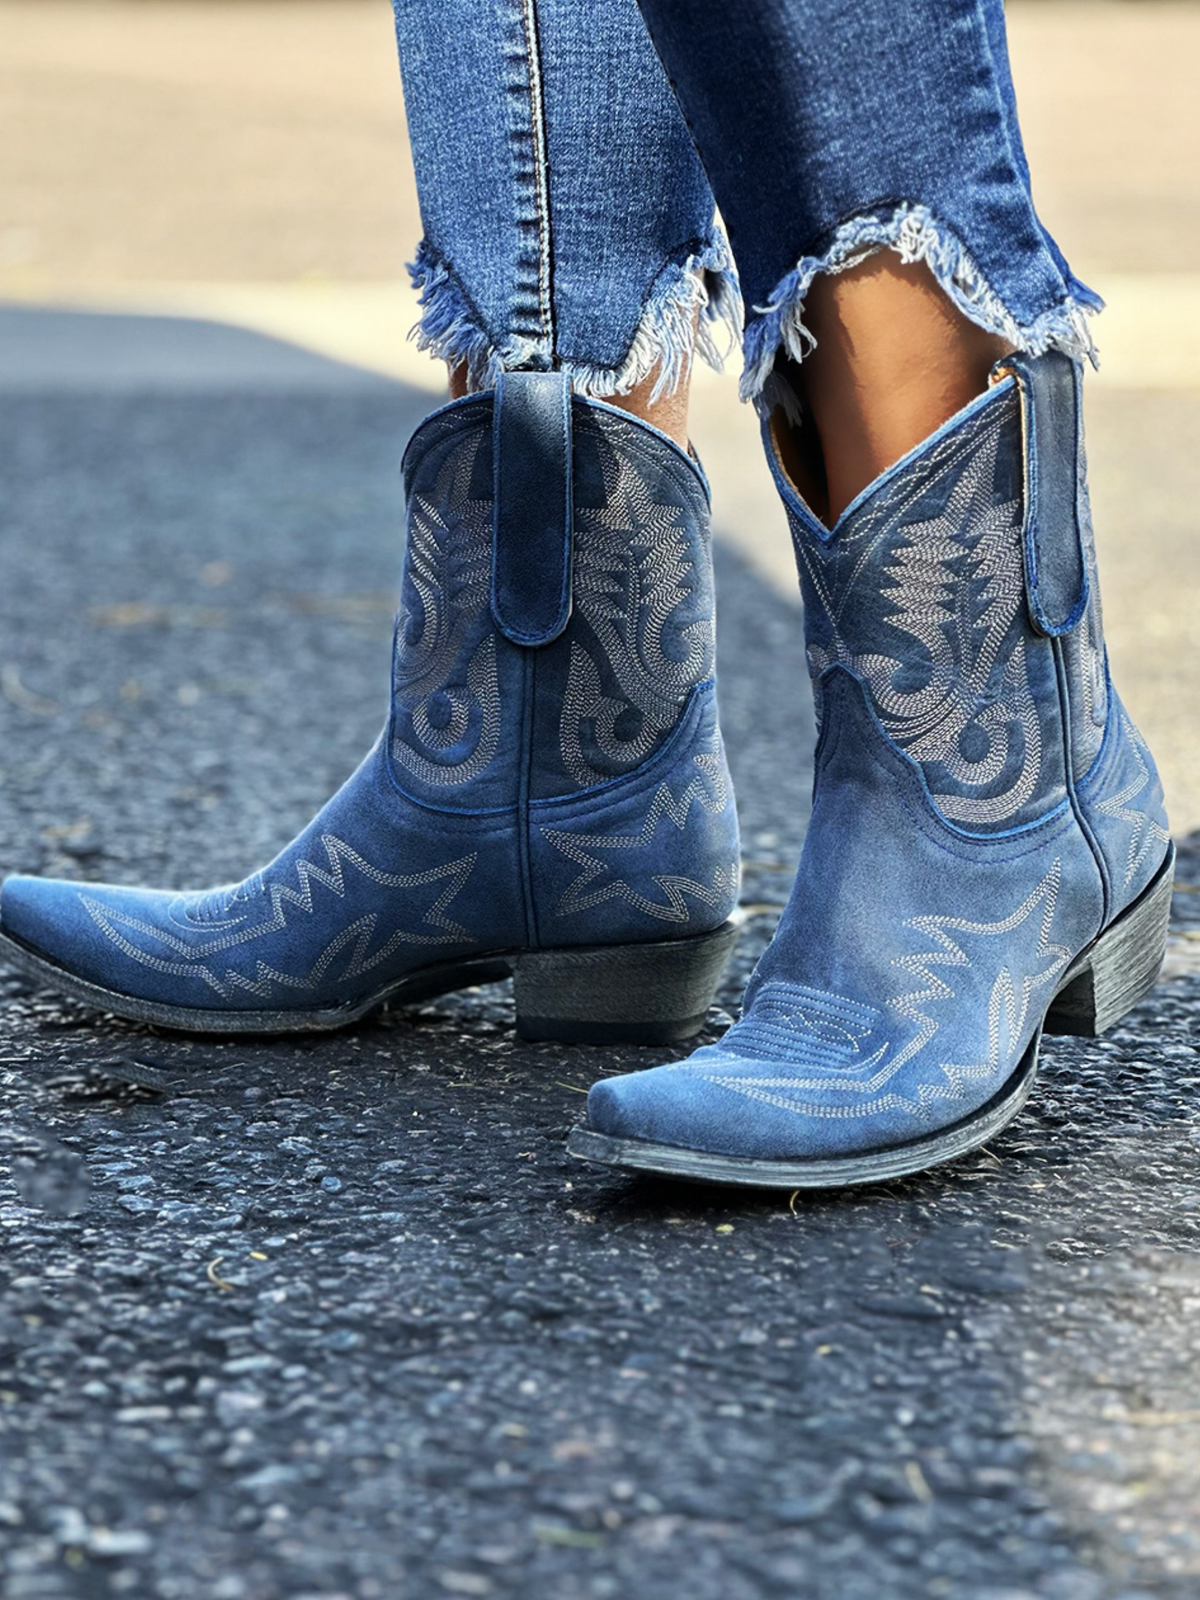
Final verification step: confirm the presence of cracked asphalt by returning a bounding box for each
[3,313,1200,1600]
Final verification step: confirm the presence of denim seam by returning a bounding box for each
[517,0,554,348]
[1052,636,1111,930]
[517,649,540,945]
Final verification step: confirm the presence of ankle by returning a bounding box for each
[446,362,691,450]
[797,255,1011,523]
[601,366,691,449]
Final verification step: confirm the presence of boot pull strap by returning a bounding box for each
[491,370,574,647]
[997,349,1090,637]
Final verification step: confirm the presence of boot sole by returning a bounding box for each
[567,846,1175,1189]
[0,919,739,1046]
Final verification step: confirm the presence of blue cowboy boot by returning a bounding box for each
[570,351,1173,1184]
[0,374,739,1038]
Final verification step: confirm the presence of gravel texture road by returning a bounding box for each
[2,314,1200,1600]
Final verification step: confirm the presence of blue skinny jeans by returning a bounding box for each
[390,0,1098,406]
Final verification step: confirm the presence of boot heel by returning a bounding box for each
[1045,846,1174,1037]
[513,921,740,1046]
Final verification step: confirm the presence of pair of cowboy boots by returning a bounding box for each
[0,354,1171,1186]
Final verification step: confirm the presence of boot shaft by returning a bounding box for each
[767,350,1167,915]
[392,375,718,805]
[389,374,739,947]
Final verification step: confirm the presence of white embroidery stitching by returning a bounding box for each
[701,862,1072,1121]
[392,431,501,787]
[82,839,478,999]
[1093,711,1171,888]
[799,400,1046,827]
[543,750,732,924]
[561,425,713,786]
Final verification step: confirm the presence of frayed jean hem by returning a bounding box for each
[407,233,743,403]
[741,202,1101,413]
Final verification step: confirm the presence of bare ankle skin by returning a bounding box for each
[595,365,691,450]
[447,361,692,450]
[797,254,1012,524]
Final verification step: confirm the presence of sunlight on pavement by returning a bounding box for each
[5,272,1200,395]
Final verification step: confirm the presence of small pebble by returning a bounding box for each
[88,1528,153,1557]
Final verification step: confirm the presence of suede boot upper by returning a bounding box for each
[585,353,1170,1166]
[0,380,739,1020]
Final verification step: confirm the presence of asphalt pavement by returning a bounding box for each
[1,310,1200,1600]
